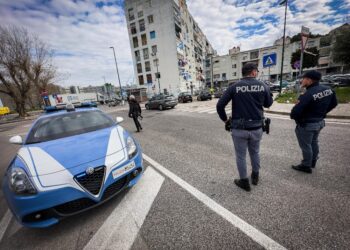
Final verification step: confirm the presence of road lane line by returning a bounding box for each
[84,167,164,250]
[0,209,12,243]
[143,154,286,250]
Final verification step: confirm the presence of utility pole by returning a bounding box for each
[109,46,123,102]
[279,0,288,93]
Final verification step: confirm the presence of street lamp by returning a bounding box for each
[109,46,123,100]
[279,0,288,93]
[151,52,161,94]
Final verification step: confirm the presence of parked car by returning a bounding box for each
[214,88,227,98]
[197,91,212,101]
[145,94,178,110]
[3,104,144,228]
[178,92,193,103]
[269,80,289,92]
[108,99,121,107]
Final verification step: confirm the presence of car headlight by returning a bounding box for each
[126,136,137,159]
[8,167,37,195]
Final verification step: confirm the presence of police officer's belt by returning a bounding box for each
[231,119,263,130]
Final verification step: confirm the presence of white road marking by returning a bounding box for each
[84,167,164,250]
[143,154,286,250]
[0,209,13,243]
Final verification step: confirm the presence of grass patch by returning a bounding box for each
[335,87,350,103]
[275,87,350,104]
[275,91,298,104]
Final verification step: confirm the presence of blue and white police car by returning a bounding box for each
[2,104,144,228]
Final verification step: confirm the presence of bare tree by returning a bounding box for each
[0,25,56,117]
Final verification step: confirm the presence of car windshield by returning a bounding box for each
[26,110,114,144]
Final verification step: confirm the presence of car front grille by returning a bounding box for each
[74,166,105,195]
[54,198,96,215]
[101,175,129,201]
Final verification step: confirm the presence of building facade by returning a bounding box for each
[211,23,349,87]
[124,0,215,96]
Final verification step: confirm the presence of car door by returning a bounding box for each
[149,97,156,109]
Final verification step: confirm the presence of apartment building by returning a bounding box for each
[211,23,350,87]
[210,36,323,87]
[124,0,215,96]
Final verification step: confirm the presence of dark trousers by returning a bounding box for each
[132,115,142,131]
[295,121,325,166]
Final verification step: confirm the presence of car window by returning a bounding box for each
[26,110,114,144]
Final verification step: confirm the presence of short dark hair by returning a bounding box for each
[242,63,258,76]
[302,70,322,82]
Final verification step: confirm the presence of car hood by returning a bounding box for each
[19,126,127,176]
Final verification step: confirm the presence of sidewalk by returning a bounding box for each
[265,102,350,119]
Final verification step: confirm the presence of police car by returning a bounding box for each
[2,104,144,228]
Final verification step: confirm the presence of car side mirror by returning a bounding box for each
[116,117,124,124]
[9,135,23,145]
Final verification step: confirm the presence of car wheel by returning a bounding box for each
[145,104,150,110]
[159,104,163,111]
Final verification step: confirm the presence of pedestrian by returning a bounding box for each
[128,95,143,132]
[290,70,337,173]
[216,63,273,192]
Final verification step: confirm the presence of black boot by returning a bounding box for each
[292,164,312,173]
[234,178,251,192]
[251,172,259,185]
[311,160,317,168]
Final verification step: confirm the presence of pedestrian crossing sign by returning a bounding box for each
[263,53,277,68]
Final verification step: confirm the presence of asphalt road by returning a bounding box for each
[0,102,349,250]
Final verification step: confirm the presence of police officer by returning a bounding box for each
[291,71,337,173]
[217,63,273,192]
[128,95,143,132]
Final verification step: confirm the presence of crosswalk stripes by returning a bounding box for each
[173,105,231,115]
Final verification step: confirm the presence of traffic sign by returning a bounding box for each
[263,53,277,67]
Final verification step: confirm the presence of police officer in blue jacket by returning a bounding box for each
[291,70,337,173]
[217,63,273,191]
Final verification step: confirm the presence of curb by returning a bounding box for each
[264,110,350,120]
[0,116,38,125]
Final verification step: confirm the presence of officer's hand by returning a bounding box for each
[225,120,231,132]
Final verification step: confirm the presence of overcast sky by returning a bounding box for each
[0,0,349,87]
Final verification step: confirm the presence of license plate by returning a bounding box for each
[112,161,136,179]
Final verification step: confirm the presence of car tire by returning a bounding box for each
[145,104,150,110]
[159,104,163,111]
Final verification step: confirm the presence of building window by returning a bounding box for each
[232,64,237,68]
[133,37,139,48]
[138,11,143,18]
[130,23,137,34]
[141,34,147,46]
[213,74,220,79]
[143,48,149,60]
[146,74,152,83]
[137,63,142,74]
[135,50,140,62]
[138,75,144,85]
[128,8,134,21]
[150,31,156,39]
[145,61,151,72]
[222,73,226,80]
[242,56,247,61]
[232,72,237,76]
[139,19,145,32]
[153,59,158,66]
[152,45,157,54]
[250,51,259,60]
[148,15,154,24]
[146,0,152,7]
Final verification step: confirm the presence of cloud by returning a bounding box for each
[0,0,132,87]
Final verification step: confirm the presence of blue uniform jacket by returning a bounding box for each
[290,82,338,124]
[216,77,273,122]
